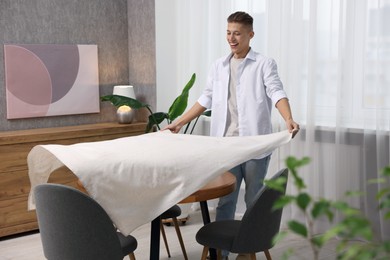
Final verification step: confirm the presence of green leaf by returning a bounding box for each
[101,95,149,109]
[272,195,295,210]
[168,73,196,121]
[339,216,373,240]
[376,187,390,200]
[264,176,287,193]
[272,230,288,245]
[311,236,323,247]
[345,190,365,197]
[321,225,344,244]
[297,192,311,210]
[312,200,333,221]
[285,156,310,169]
[145,112,169,132]
[367,177,386,184]
[343,207,361,217]
[332,201,360,216]
[332,201,349,210]
[337,244,375,260]
[379,199,390,211]
[288,220,307,237]
[338,244,361,260]
[383,240,390,252]
[202,110,212,117]
[281,248,294,260]
[382,166,390,177]
[285,157,308,190]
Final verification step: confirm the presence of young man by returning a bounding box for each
[164,11,299,258]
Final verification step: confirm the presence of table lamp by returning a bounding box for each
[113,85,136,124]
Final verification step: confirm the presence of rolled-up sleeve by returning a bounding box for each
[197,62,216,109]
[263,58,287,106]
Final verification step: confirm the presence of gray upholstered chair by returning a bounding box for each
[196,168,288,260]
[75,179,187,259]
[34,183,138,260]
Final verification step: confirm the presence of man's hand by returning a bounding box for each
[162,123,183,133]
[162,102,207,134]
[286,119,300,138]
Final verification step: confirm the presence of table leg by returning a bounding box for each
[150,217,160,260]
[200,201,217,260]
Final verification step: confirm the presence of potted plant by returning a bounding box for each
[101,73,210,133]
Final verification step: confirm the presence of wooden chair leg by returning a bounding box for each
[264,249,272,260]
[201,246,209,260]
[217,249,222,260]
[172,217,188,260]
[160,220,171,257]
[129,252,136,260]
[250,253,257,260]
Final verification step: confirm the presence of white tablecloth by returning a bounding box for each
[28,130,292,235]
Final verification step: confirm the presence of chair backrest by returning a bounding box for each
[231,168,288,253]
[34,183,124,260]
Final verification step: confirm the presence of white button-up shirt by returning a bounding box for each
[198,49,287,158]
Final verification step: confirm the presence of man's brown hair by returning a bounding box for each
[227,11,253,31]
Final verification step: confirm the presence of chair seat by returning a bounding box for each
[160,205,181,219]
[195,168,289,260]
[196,220,241,250]
[117,232,138,257]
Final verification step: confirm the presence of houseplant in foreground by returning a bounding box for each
[265,157,390,260]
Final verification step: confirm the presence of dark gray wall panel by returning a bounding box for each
[127,0,156,122]
[0,0,156,131]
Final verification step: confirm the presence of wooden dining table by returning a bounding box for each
[179,171,236,225]
[28,130,291,259]
[179,171,236,260]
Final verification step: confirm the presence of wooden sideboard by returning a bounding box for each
[0,122,146,237]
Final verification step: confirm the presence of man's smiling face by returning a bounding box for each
[226,22,254,59]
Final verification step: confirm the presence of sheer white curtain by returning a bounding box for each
[156,0,390,240]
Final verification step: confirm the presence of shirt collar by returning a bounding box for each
[222,47,256,66]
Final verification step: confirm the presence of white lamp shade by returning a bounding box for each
[113,85,136,99]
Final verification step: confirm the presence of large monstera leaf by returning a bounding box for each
[167,73,196,122]
[145,112,169,133]
[101,73,204,133]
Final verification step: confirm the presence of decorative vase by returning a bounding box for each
[116,105,134,124]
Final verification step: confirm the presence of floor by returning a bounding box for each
[0,209,344,260]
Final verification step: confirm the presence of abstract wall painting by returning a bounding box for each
[4,44,99,119]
